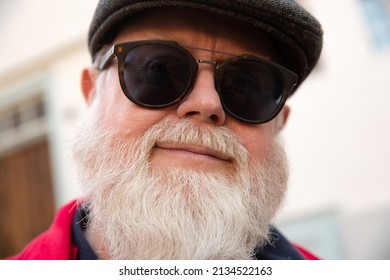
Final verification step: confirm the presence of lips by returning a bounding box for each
[155,143,231,161]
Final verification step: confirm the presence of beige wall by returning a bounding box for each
[278,0,390,259]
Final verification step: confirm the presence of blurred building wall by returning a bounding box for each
[278,0,390,259]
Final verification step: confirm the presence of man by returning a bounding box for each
[9,0,323,259]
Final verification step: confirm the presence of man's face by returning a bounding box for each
[84,8,289,175]
[75,8,290,259]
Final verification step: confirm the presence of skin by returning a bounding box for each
[81,7,290,176]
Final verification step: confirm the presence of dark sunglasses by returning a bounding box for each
[98,40,298,124]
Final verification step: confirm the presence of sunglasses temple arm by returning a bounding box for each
[97,45,116,70]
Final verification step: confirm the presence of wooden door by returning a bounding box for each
[0,139,55,258]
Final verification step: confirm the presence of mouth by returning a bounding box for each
[154,143,232,162]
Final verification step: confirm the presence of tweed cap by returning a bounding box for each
[88,0,323,89]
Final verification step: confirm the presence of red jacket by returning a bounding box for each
[7,200,319,260]
[8,201,79,260]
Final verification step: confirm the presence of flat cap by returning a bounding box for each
[88,0,323,89]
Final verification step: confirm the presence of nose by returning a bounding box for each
[176,67,226,125]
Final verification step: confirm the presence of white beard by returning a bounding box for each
[71,113,288,259]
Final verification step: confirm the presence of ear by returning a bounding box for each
[275,105,290,132]
[80,67,98,106]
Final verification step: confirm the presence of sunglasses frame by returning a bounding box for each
[98,40,298,124]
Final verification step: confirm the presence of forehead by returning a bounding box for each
[114,7,281,61]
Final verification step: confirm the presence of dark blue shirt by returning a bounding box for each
[72,208,304,260]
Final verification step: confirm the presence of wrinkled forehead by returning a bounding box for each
[113,7,282,63]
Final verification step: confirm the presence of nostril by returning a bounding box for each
[183,111,221,124]
[186,111,197,117]
[210,114,219,123]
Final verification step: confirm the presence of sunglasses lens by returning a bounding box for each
[123,45,194,107]
[114,41,293,123]
[219,59,286,123]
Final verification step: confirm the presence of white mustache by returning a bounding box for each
[133,117,249,164]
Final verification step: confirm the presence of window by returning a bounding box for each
[0,95,47,154]
[0,96,45,134]
[359,0,390,49]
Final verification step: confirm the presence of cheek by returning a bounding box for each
[92,70,124,123]
[231,122,277,164]
[92,71,173,138]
